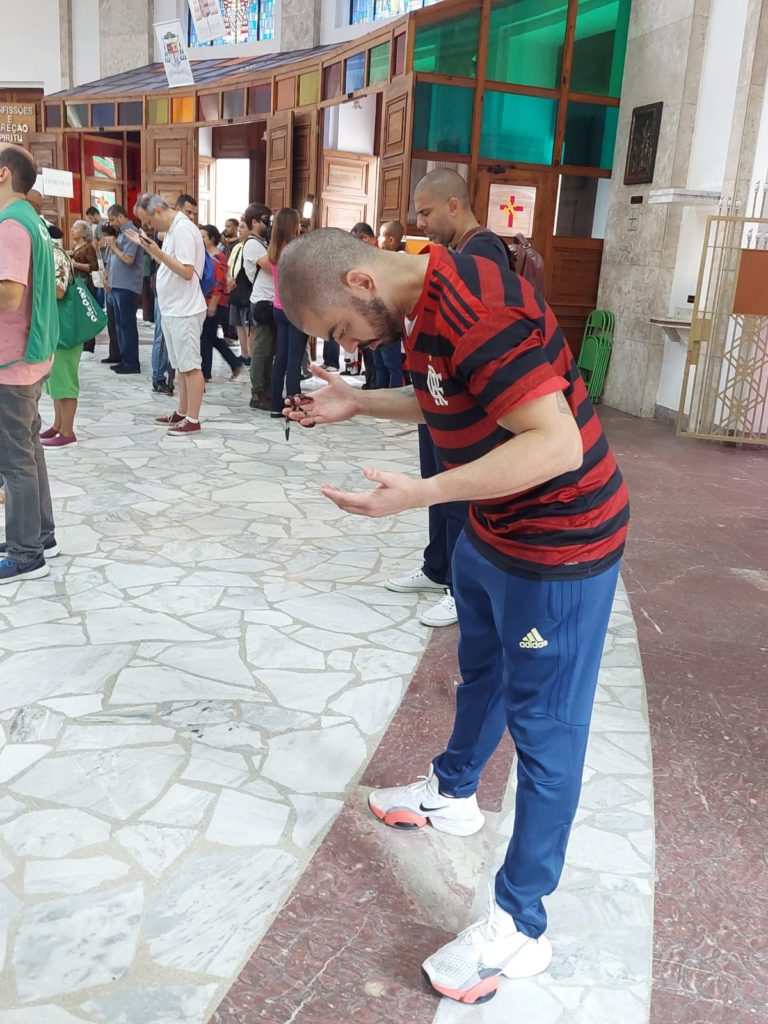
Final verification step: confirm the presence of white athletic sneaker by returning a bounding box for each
[385,567,445,594]
[422,889,553,1004]
[419,592,458,627]
[368,765,484,836]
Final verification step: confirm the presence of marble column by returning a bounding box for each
[98,0,154,79]
[598,0,712,418]
[278,0,321,52]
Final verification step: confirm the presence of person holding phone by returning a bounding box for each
[132,194,207,436]
[105,204,143,374]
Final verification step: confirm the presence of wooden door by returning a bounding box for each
[293,110,319,218]
[142,126,197,209]
[198,156,215,224]
[319,151,379,231]
[548,237,603,356]
[377,77,412,226]
[27,132,66,229]
[265,111,293,213]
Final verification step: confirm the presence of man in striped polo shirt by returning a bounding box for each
[278,228,630,1006]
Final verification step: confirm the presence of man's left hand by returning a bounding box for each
[321,467,424,518]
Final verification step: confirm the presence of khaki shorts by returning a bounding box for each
[163,312,206,373]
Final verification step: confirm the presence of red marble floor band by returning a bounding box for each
[600,409,768,1023]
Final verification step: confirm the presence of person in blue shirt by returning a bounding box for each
[106,204,144,374]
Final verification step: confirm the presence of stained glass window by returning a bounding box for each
[188,0,274,46]
[351,0,441,26]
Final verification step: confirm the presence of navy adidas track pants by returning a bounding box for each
[432,530,620,938]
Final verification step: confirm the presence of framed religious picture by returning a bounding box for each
[90,188,116,217]
[624,102,663,186]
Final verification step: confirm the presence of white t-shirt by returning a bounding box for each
[244,235,275,304]
[156,212,206,317]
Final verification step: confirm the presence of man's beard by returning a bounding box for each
[349,295,402,347]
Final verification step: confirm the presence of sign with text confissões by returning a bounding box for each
[0,103,36,145]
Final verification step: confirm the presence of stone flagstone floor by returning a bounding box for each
[0,350,653,1024]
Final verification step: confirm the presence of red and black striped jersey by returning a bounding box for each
[404,245,629,580]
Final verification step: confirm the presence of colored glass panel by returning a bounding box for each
[487,0,567,89]
[480,91,557,163]
[350,0,374,22]
[413,9,480,78]
[45,104,62,129]
[345,53,366,93]
[148,98,169,125]
[394,33,406,75]
[172,96,195,123]
[413,82,474,155]
[275,77,295,110]
[323,63,342,100]
[198,94,220,121]
[66,104,88,129]
[118,101,143,125]
[368,42,390,85]
[222,89,245,119]
[299,71,320,106]
[91,103,115,128]
[562,101,619,169]
[248,85,271,115]
[571,0,631,96]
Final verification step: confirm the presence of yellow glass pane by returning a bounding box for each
[147,98,169,125]
[298,71,320,107]
[171,96,195,123]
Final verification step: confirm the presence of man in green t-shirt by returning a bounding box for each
[0,144,59,584]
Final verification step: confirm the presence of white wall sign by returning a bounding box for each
[155,19,195,88]
[486,184,537,238]
[42,168,74,198]
[187,0,226,44]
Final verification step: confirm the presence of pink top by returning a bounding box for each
[0,220,53,385]
[271,259,281,310]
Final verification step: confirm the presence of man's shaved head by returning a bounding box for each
[414,168,471,207]
[278,228,406,351]
[413,168,476,248]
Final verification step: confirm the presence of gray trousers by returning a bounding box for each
[0,382,56,563]
[249,316,275,396]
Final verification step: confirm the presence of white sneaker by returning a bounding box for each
[422,889,553,1004]
[368,765,484,836]
[384,567,445,594]
[419,592,457,627]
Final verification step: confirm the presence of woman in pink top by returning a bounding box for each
[257,208,304,417]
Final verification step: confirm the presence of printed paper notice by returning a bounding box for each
[155,19,195,88]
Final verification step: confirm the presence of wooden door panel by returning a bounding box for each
[293,110,318,214]
[266,111,293,212]
[377,78,412,225]
[143,126,196,201]
[27,132,65,229]
[320,150,378,231]
[548,241,603,356]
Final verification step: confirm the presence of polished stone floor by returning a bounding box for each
[0,346,653,1024]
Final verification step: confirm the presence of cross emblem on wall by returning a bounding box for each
[499,194,525,229]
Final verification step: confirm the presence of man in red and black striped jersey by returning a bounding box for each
[278,228,630,1005]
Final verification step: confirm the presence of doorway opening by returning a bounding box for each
[198,123,267,227]
[319,96,379,232]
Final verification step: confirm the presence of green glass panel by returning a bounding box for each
[562,101,619,169]
[571,0,631,96]
[66,104,88,129]
[487,0,568,88]
[480,92,557,164]
[413,10,480,78]
[414,82,475,155]
[147,98,169,125]
[369,42,391,86]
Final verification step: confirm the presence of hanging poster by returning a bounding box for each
[154,20,195,88]
[486,184,537,238]
[187,0,226,44]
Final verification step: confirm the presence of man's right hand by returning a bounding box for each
[284,366,360,427]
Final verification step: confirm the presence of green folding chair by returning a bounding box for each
[578,311,614,402]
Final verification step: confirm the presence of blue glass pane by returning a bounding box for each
[259,0,274,39]
[345,53,366,93]
[351,0,374,23]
